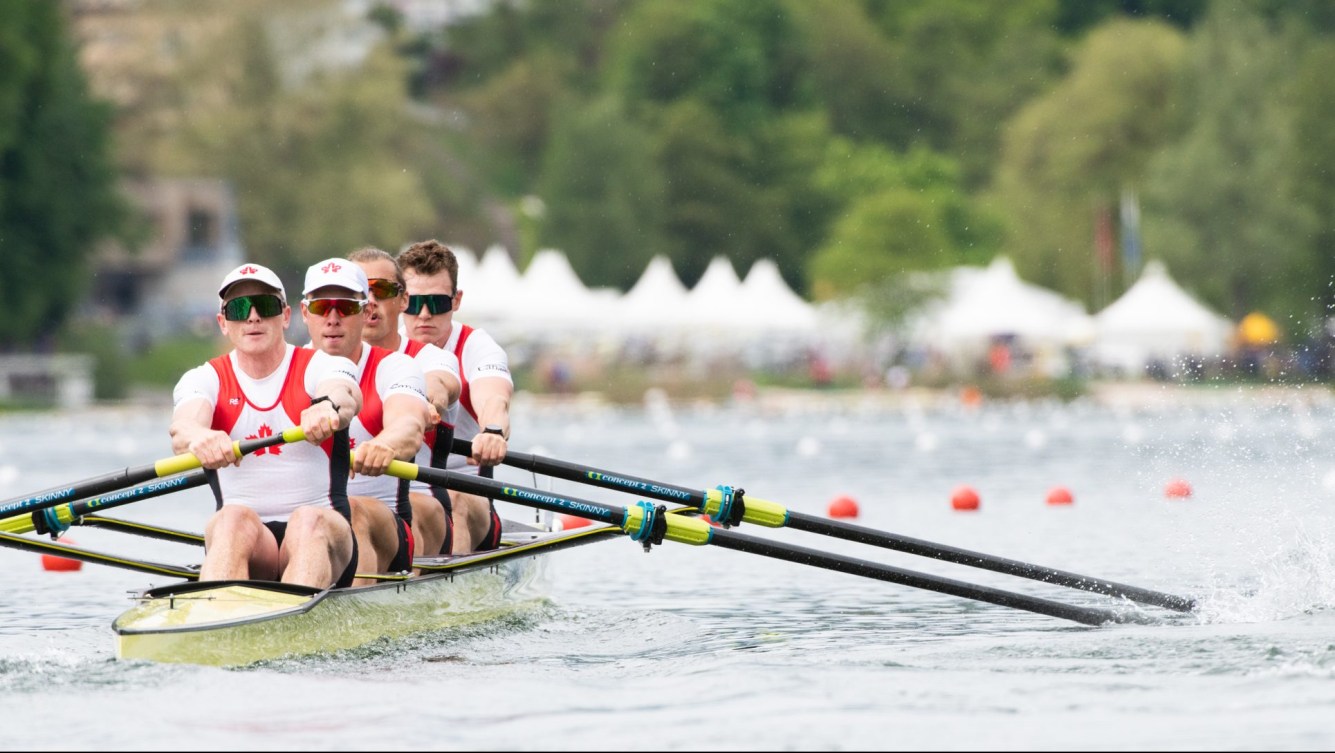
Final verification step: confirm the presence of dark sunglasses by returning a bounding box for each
[367,278,403,300]
[305,298,366,317]
[221,294,285,321]
[404,293,455,316]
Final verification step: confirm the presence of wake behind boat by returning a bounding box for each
[112,518,617,666]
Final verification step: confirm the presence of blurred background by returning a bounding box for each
[3,0,1334,408]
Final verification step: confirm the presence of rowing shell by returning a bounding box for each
[112,519,619,667]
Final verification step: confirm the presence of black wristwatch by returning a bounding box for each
[482,424,506,439]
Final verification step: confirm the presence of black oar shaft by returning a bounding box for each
[389,460,1126,627]
[469,441,1192,613]
[784,510,1196,612]
[0,428,301,518]
[454,439,707,506]
[0,530,198,579]
[708,528,1124,626]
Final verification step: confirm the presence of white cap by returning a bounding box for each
[303,258,369,297]
[218,263,286,300]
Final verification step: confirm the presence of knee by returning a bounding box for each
[207,505,262,537]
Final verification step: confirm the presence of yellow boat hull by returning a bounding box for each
[113,523,619,666]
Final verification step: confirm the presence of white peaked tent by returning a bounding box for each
[452,245,479,292]
[463,244,522,326]
[618,255,690,336]
[682,256,746,334]
[1093,259,1233,374]
[510,248,615,340]
[738,258,817,333]
[924,256,1094,353]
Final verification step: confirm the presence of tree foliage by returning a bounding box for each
[0,0,129,348]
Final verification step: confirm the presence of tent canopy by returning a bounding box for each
[1092,259,1232,371]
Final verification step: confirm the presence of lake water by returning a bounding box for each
[3,386,1335,750]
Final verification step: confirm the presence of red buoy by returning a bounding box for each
[951,485,980,511]
[557,514,592,530]
[1164,478,1193,499]
[1046,486,1074,505]
[41,537,82,572]
[827,495,859,519]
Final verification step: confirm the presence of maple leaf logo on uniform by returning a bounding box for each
[244,424,283,456]
[321,262,341,273]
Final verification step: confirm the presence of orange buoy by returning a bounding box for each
[557,514,592,530]
[41,537,82,572]
[827,495,860,519]
[1046,486,1074,505]
[960,385,983,409]
[951,485,980,511]
[1164,478,1193,499]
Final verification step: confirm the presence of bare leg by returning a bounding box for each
[408,491,446,563]
[349,495,401,585]
[200,505,280,581]
[279,506,354,589]
[449,490,493,553]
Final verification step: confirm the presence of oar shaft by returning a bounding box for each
[783,510,1196,612]
[386,460,1126,626]
[0,471,208,536]
[0,530,199,579]
[452,438,706,506]
[0,428,303,518]
[708,528,1125,626]
[467,441,1191,613]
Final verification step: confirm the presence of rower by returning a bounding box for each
[398,239,513,552]
[348,246,462,558]
[170,263,363,589]
[300,258,430,585]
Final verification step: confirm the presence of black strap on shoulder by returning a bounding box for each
[328,427,351,522]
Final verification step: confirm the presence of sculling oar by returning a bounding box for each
[0,470,208,538]
[384,458,1141,627]
[461,439,1194,613]
[0,529,199,579]
[0,427,307,520]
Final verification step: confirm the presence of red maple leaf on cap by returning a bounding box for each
[240,265,259,275]
[321,261,341,273]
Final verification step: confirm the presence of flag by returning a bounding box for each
[1120,188,1142,281]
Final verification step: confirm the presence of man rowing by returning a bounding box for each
[348,246,462,557]
[170,263,363,589]
[300,258,430,585]
[398,239,513,552]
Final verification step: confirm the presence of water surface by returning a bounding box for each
[2,389,1334,750]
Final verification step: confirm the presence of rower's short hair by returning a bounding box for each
[398,239,460,288]
[347,246,404,289]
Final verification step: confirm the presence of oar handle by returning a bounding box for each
[0,426,306,518]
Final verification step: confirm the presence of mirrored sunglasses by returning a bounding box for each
[221,294,285,322]
[404,293,455,316]
[305,298,366,317]
[367,278,403,300]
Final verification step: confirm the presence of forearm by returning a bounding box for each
[471,379,512,436]
[316,380,362,430]
[427,371,460,416]
[169,400,215,455]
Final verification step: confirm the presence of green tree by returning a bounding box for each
[170,19,436,277]
[1142,1,1315,324]
[536,97,668,290]
[991,18,1187,304]
[0,0,129,348]
[1291,40,1335,321]
[808,141,1000,299]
